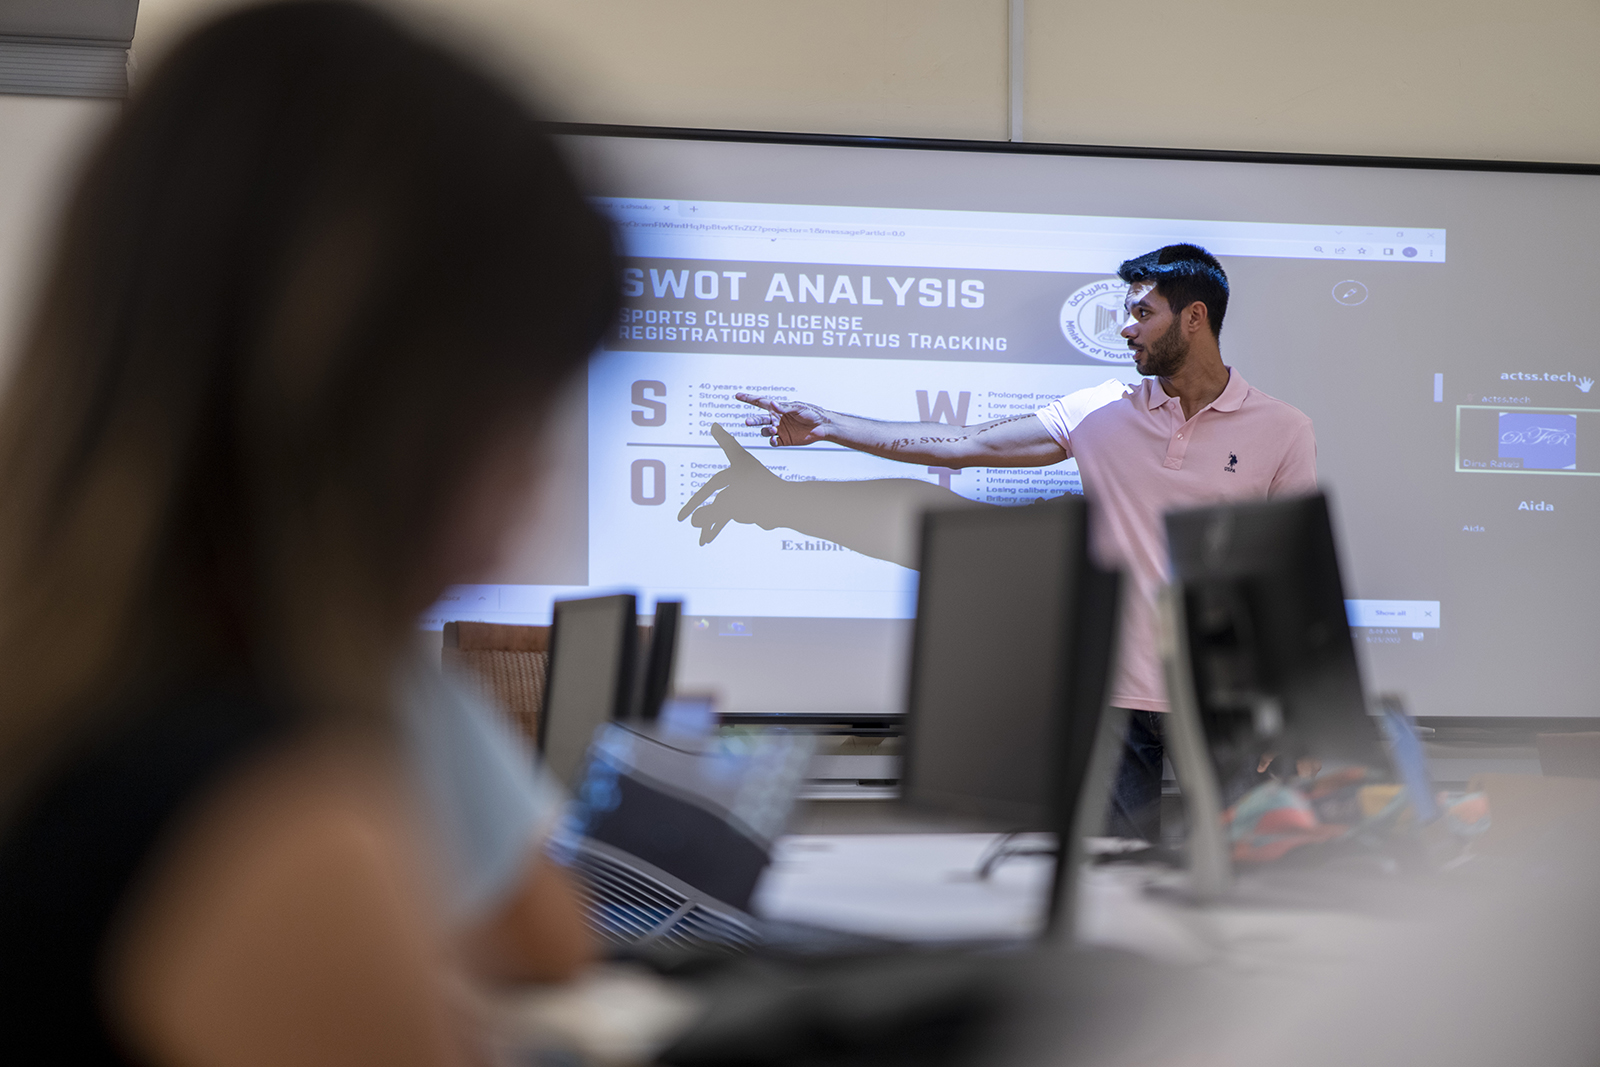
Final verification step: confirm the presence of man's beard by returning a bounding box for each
[1132,316,1188,378]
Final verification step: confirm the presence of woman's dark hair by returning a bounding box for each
[0,0,617,783]
[1117,244,1229,338]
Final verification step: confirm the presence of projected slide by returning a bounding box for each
[578,200,1434,619]
[438,197,1445,613]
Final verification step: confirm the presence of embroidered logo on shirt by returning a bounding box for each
[1224,452,1239,473]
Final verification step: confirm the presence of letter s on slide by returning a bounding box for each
[631,379,667,426]
[622,267,644,298]
[918,278,943,307]
[960,280,985,308]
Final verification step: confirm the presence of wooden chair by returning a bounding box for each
[441,621,550,743]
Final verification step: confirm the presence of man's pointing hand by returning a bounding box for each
[737,392,835,447]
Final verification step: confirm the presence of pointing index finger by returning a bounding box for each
[736,392,786,414]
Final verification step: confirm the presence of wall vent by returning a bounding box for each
[0,1,140,99]
[0,35,129,98]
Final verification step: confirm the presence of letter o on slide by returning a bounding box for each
[631,459,667,505]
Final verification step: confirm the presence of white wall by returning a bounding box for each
[0,96,117,376]
[1025,0,1600,163]
[132,0,1012,140]
[129,0,1600,162]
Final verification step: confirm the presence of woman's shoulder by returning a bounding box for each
[107,728,459,1067]
[0,686,299,1063]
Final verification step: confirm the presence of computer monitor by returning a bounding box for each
[1166,492,1376,774]
[540,593,639,789]
[1162,492,1378,895]
[898,498,1120,836]
[637,600,682,722]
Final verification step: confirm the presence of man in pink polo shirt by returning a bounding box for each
[738,244,1317,840]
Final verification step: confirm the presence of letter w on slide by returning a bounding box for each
[917,390,971,425]
[650,269,688,298]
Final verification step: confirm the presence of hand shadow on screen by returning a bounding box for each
[676,423,988,569]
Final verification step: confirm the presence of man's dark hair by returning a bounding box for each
[1117,244,1229,338]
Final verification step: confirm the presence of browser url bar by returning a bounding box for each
[613,219,909,239]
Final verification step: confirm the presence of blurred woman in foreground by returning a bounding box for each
[0,3,616,1063]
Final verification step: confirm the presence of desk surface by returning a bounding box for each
[508,823,1600,1067]
[770,787,1600,1067]
[756,832,1055,941]
[759,829,1402,968]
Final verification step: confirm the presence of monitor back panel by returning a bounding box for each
[638,600,682,722]
[900,500,1088,828]
[541,594,638,789]
[1166,493,1375,767]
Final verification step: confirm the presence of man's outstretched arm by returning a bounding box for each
[737,392,1067,469]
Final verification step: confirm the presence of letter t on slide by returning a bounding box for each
[1434,373,1443,402]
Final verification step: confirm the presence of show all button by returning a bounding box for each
[1345,599,1441,629]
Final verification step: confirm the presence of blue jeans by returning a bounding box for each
[1106,709,1164,842]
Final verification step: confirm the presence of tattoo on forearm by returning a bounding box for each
[973,415,1030,435]
[887,435,966,451]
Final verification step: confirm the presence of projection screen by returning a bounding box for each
[426,128,1600,721]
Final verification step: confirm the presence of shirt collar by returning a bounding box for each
[1211,367,1249,412]
[1147,367,1249,414]
[1146,379,1180,410]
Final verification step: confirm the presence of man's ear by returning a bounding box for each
[1184,301,1210,336]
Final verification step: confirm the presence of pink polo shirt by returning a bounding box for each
[1035,368,1317,712]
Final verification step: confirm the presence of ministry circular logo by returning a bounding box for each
[1060,278,1133,363]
